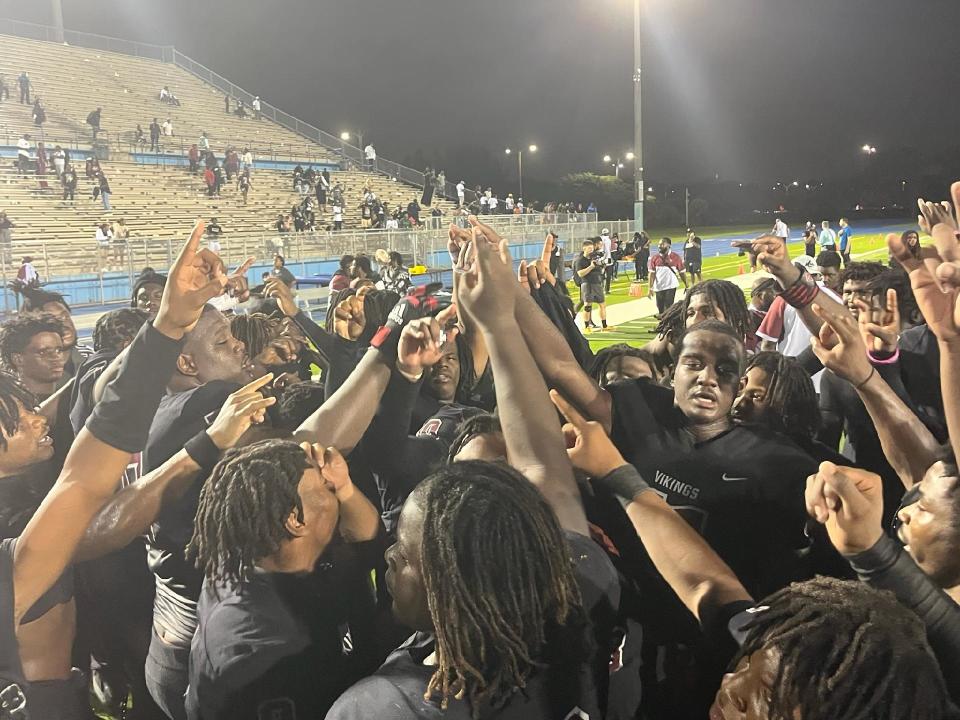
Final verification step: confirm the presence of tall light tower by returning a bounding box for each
[51,0,65,42]
[633,0,644,231]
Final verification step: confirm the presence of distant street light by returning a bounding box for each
[602,152,634,179]
[861,144,877,155]
[505,143,538,200]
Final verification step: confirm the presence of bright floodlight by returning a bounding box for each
[528,144,538,153]
[792,181,799,186]
[625,152,635,160]
[603,154,612,163]
[505,148,512,155]
[618,163,624,169]
[340,132,350,140]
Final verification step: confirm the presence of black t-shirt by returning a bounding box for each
[684,240,702,266]
[0,538,25,691]
[607,379,815,599]
[186,539,386,720]
[326,531,619,720]
[68,349,117,434]
[145,381,240,647]
[575,256,603,285]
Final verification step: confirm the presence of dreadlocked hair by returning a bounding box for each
[588,343,655,387]
[186,440,310,588]
[839,261,886,287]
[416,461,589,716]
[654,299,686,340]
[0,313,65,370]
[229,313,279,359]
[683,279,751,341]
[93,308,149,352]
[744,352,820,443]
[446,413,501,463]
[0,371,36,452]
[275,381,325,430]
[737,576,948,720]
[20,288,70,313]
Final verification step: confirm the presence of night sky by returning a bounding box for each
[4,0,959,184]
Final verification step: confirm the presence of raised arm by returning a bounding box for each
[810,299,940,488]
[551,390,752,621]
[451,221,610,428]
[13,220,225,623]
[458,221,588,534]
[75,374,276,561]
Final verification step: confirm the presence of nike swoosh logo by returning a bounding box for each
[721,473,749,482]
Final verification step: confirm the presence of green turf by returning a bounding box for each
[573,232,895,351]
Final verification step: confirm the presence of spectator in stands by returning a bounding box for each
[234,100,248,118]
[16,255,38,288]
[224,148,239,181]
[87,107,102,140]
[329,255,354,292]
[272,255,296,287]
[188,144,200,175]
[275,214,288,235]
[316,169,329,211]
[252,95,261,119]
[135,123,146,147]
[34,142,49,192]
[112,218,130,264]
[97,172,113,211]
[0,212,13,265]
[204,165,217,198]
[430,205,443,229]
[149,117,161,151]
[96,222,113,267]
[0,314,66,399]
[241,147,253,174]
[407,197,421,226]
[0,74,9,102]
[85,155,101,179]
[61,164,78,202]
[207,218,224,250]
[364,142,377,171]
[238,169,252,205]
[456,179,465,206]
[17,71,30,104]
[224,94,231,113]
[198,131,210,153]
[162,117,174,136]
[159,85,181,106]
[332,202,344,231]
[16,133,31,174]
[31,98,46,128]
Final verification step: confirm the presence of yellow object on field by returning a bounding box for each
[409,265,429,275]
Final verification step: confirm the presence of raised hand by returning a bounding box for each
[205,374,277,450]
[317,445,355,501]
[264,277,298,317]
[805,461,884,555]
[917,197,956,236]
[731,235,796,285]
[154,219,228,339]
[518,258,555,292]
[456,219,517,327]
[225,257,255,302]
[855,289,899,354]
[889,182,960,344]
[809,301,873,386]
[333,294,366,341]
[550,389,626,479]
[397,304,458,377]
[256,336,301,368]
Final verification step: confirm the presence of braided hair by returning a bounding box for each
[654,299,686,340]
[743,352,820,443]
[0,313,65,371]
[93,308,149,352]
[446,413,502,464]
[683,279,751,341]
[588,343,656,387]
[187,440,310,588]
[414,461,589,716]
[0,371,36,452]
[275,381,325,431]
[0,373,47,535]
[229,312,279,359]
[737,577,948,720]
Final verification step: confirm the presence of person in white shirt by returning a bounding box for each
[364,143,376,171]
[332,204,344,231]
[489,194,499,213]
[479,194,489,214]
[504,194,515,213]
[772,217,790,244]
[818,220,837,252]
[456,180,465,207]
[198,132,210,152]
[252,96,261,119]
[162,118,173,137]
[516,198,524,214]
[95,222,113,267]
[17,134,32,174]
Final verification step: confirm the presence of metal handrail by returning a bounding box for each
[0,18,173,61]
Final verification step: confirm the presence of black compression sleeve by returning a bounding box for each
[595,463,652,500]
[85,322,184,453]
[184,431,221,475]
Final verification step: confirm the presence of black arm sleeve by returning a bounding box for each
[794,346,823,377]
[847,535,960,699]
[292,310,364,399]
[815,372,844,451]
[85,323,184,453]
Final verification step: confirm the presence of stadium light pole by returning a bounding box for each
[603,152,634,179]
[51,0,65,42]
[633,0,644,232]
[505,144,537,200]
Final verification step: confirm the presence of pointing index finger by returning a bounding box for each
[549,389,587,428]
[237,373,275,394]
[173,219,206,270]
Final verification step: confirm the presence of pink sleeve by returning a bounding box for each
[756,296,785,342]
[672,253,684,270]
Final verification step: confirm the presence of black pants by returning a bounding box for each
[150,137,159,151]
[842,251,851,266]
[804,242,816,258]
[655,287,677,315]
[27,670,94,720]
[145,631,189,720]
[90,125,99,139]
[63,186,75,200]
[19,86,29,103]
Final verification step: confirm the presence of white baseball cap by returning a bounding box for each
[601,228,610,235]
[793,254,818,275]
